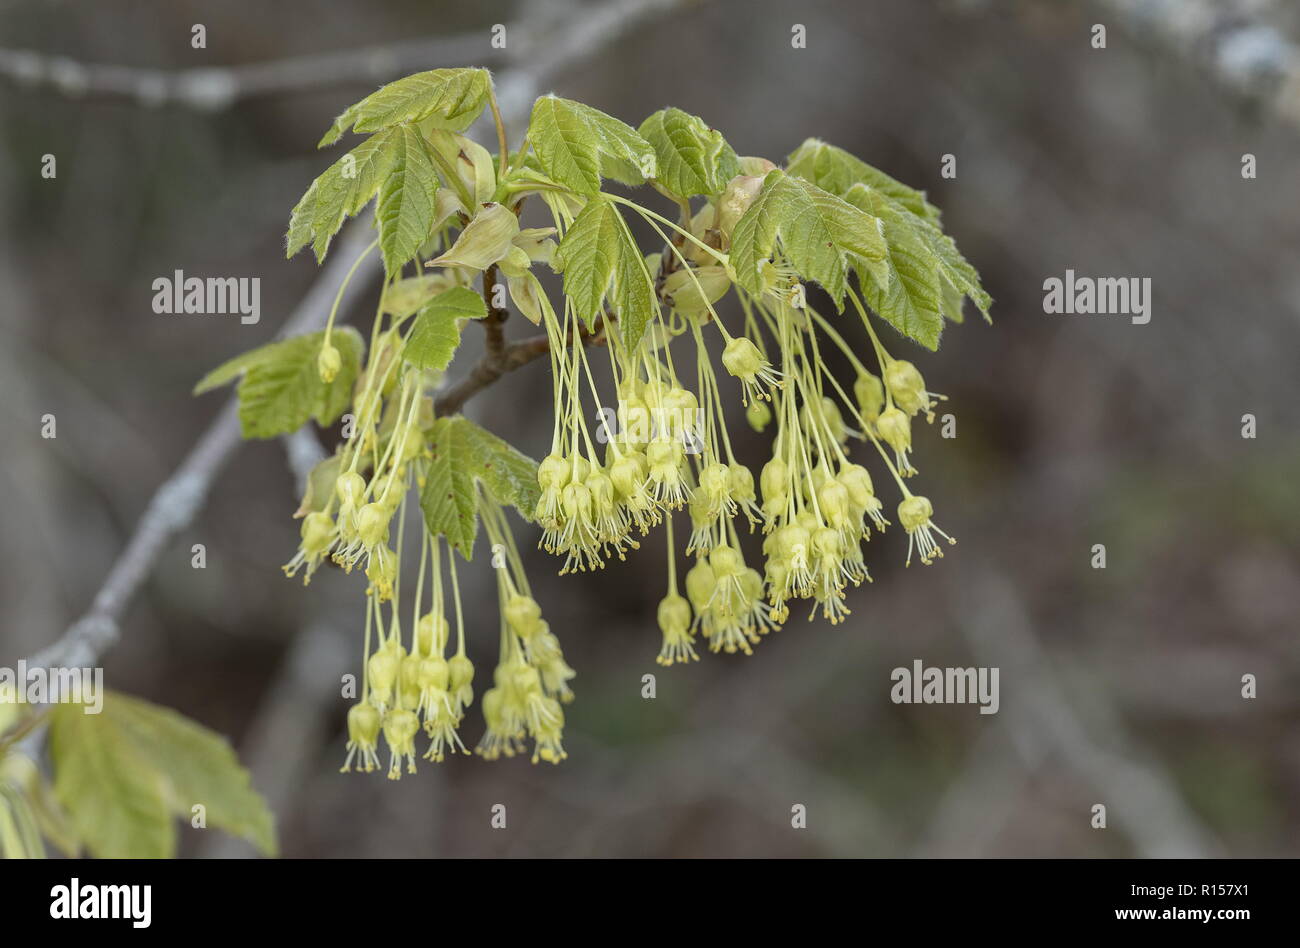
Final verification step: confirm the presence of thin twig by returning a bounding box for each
[434,323,604,417]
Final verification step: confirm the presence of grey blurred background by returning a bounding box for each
[2,0,1298,857]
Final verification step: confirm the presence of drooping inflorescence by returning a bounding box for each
[195,69,991,774]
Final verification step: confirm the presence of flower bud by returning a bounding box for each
[721,336,764,380]
[586,470,616,513]
[609,451,646,498]
[448,653,474,692]
[816,479,851,526]
[884,360,928,416]
[746,399,772,432]
[367,644,402,707]
[538,454,569,490]
[382,708,420,767]
[658,593,692,635]
[699,462,730,502]
[299,511,334,555]
[727,463,756,503]
[718,174,766,241]
[876,407,912,455]
[662,266,730,317]
[347,702,381,746]
[504,594,543,637]
[898,495,934,532]
[685,558,717,611]
[708,544,744,579]
[416,612,449,657]
[760,456,789,504]
[647,438,682,470]
[513,665,542,696]
[336,471,366,507]
[355,502,389,549]
[656,592,697,666]
[429,202,520,270]
[660,387,698,434]
[317,343,342,383]
[417,656,450,692]
[854,372,885,425]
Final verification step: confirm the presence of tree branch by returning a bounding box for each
[0,35,510,111]
[0,0,690,112]
[26,224,381,676]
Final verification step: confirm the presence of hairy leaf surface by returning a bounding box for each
[405,286,487,371]
[528,96,654,194]
[637,107,739,198]
[376,126,440,274]
[786,138,941,224]
[318,68,491,147]
[730,169,889,303]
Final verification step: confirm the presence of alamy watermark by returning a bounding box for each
[0,661,104,713]
[595,401,706,453]
[1043,269,1150,325]
[152,270,260,324]
[890,659,999,714]
[50,878,151,928]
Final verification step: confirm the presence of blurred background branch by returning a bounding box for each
[29,221,381,677]
[1092,0,1300,128]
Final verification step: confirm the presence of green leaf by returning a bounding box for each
[49,702,173,859]
[458,418,542,517]
[556,195,657,349]
[381,274,457,317]
[2,755,80,857]
[287,129,398,262]
[376,126,440,274]
[843,185,947,350]
[419,417,541,557]
[527,95,654,195]
[318,68,491,147]
[108,693,276,857]
[405,286,487,371]
[420,417,479,557]
[194,328,364,440]
[928,228,992,322]
[844,182,990,339]
[49,693,277,858]
[785,138,942,224]
[729,169,888,304]
[637,107,739,198]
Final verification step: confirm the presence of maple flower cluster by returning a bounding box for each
[201,67,989,774]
